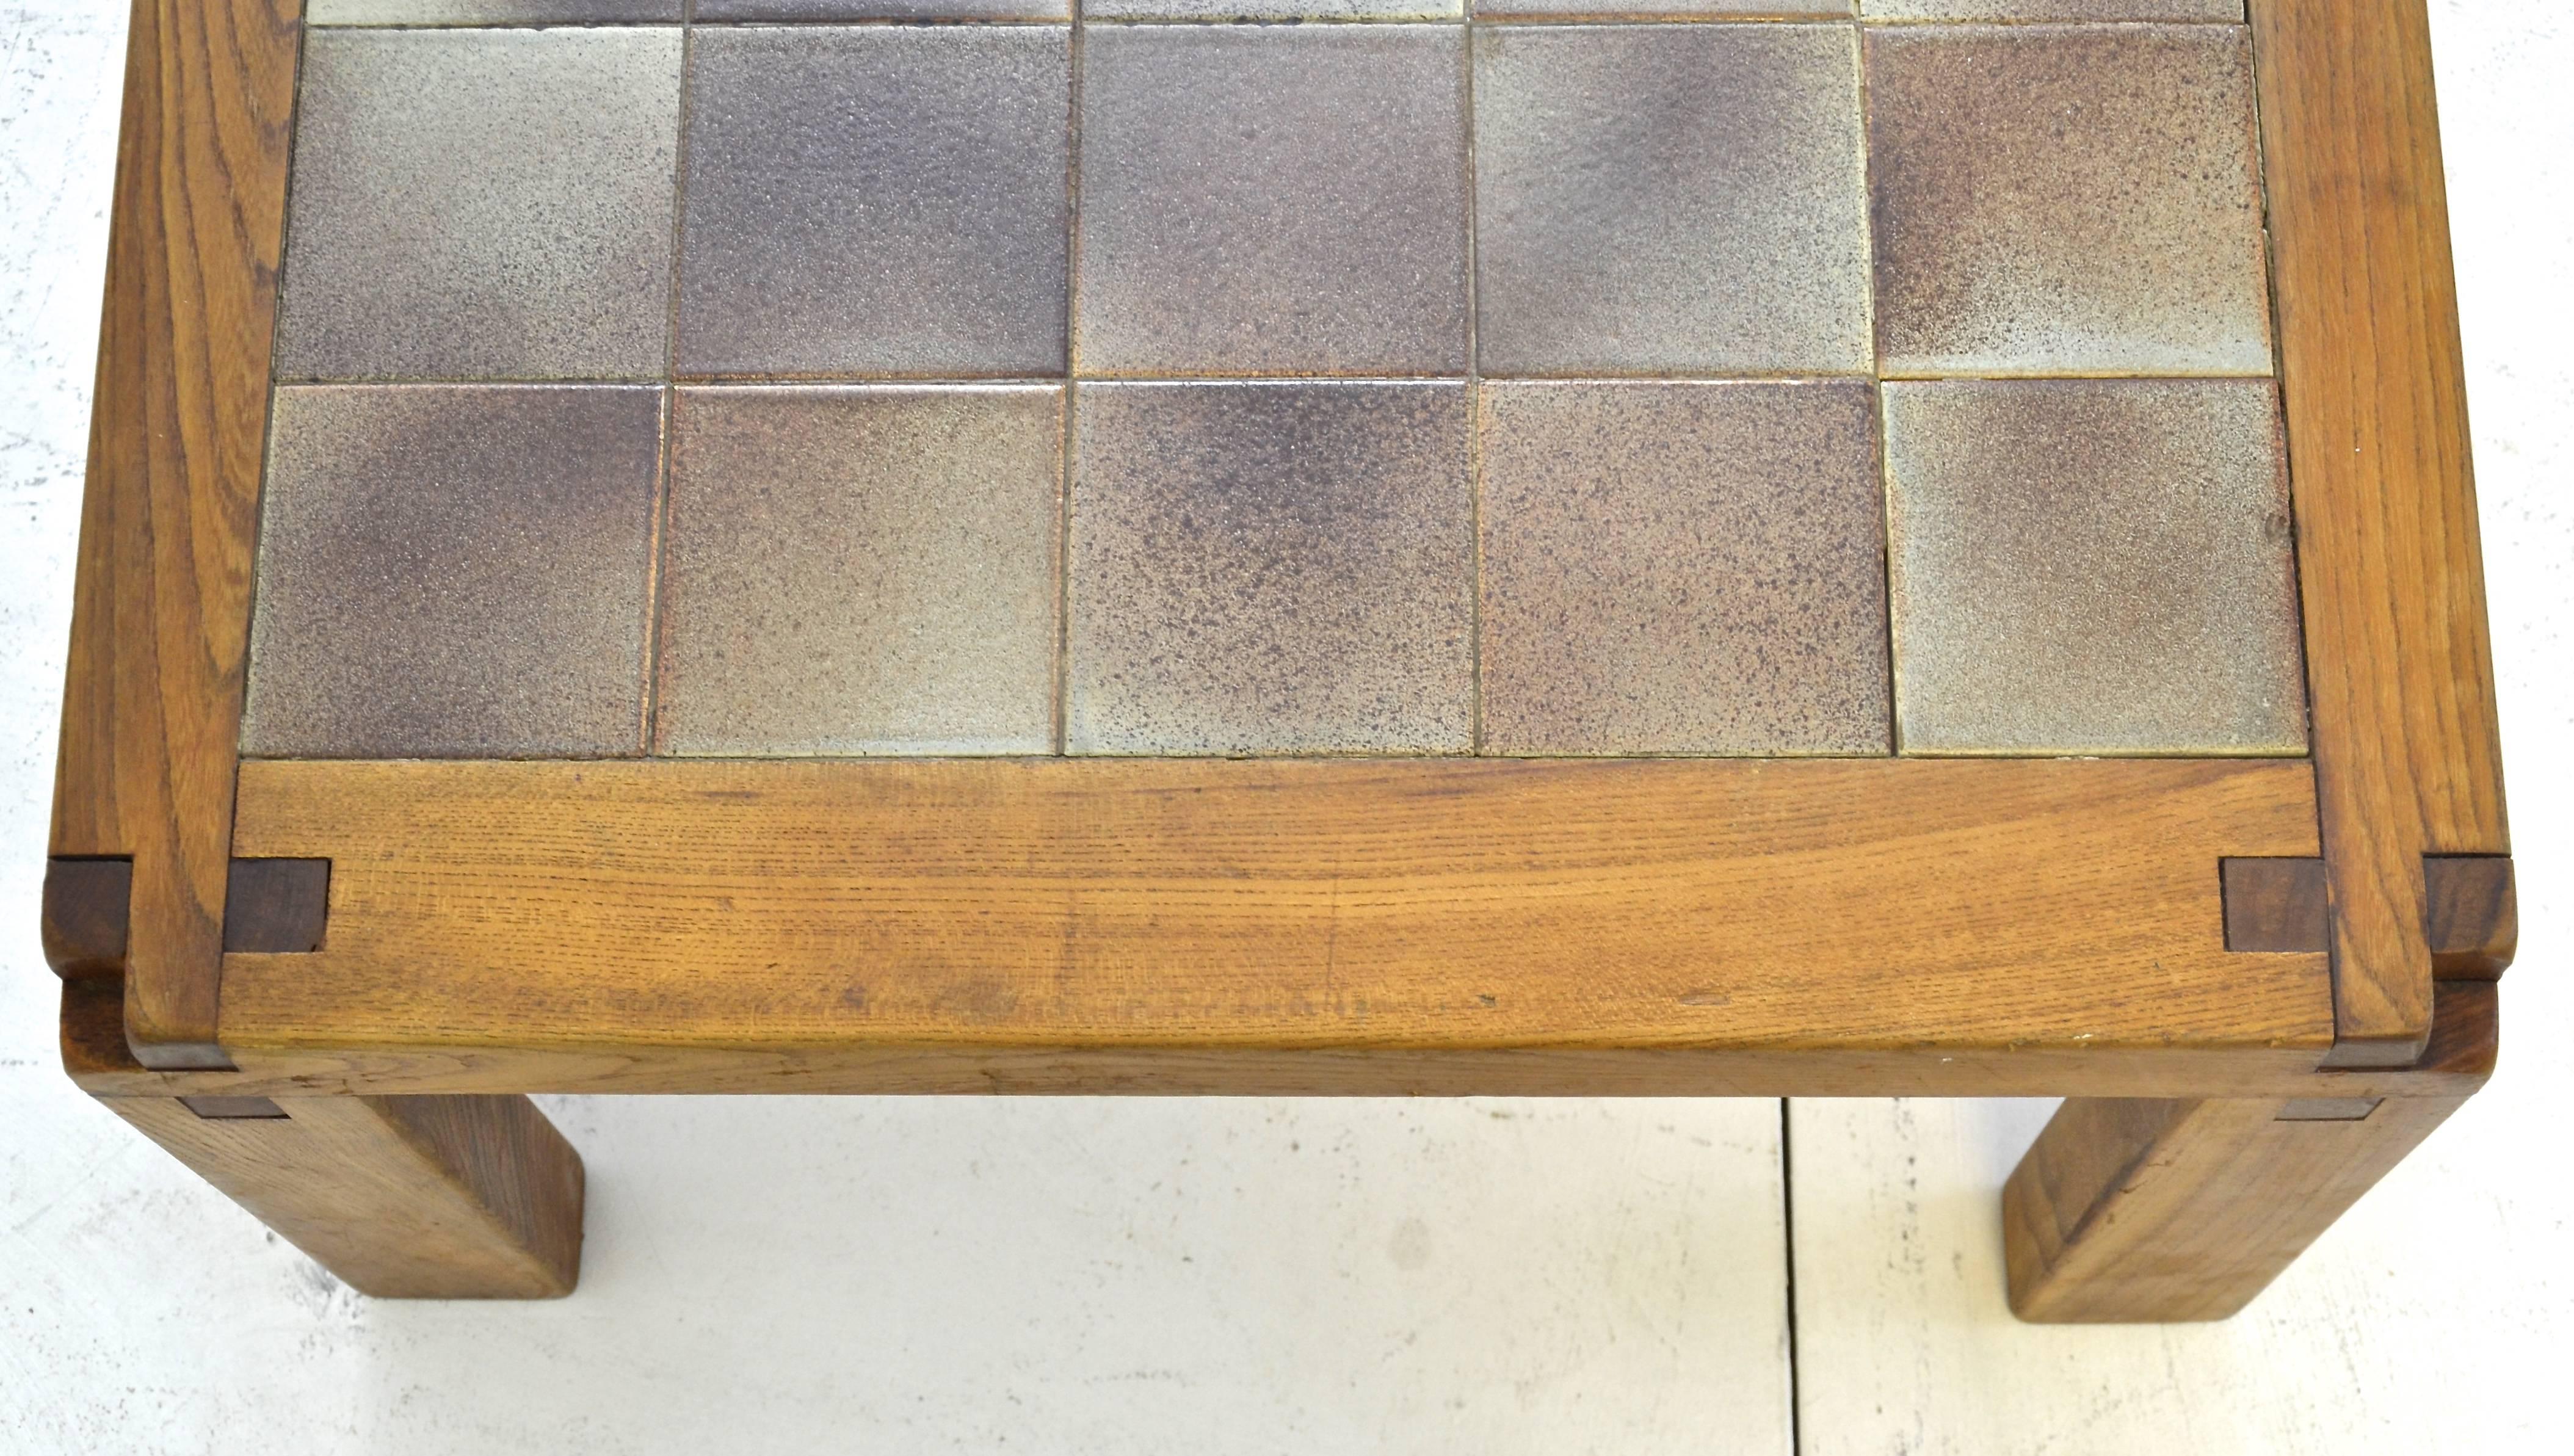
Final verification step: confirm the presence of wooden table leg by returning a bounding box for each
[2001,1092,2467,1322]
[93,1092,585,1299]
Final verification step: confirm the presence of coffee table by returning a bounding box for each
[45,0,2514,1319]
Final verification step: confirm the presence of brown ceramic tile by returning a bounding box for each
[657,386,1062,755]
[1866,24,2271,377]
[241,386,661,758]
[678,27,1069,380]
[1862,2,2238,18]
[1473,24,1870,377]
[274,29,680,382]
[1075,26,1469,379]
[1068,383,1473,754]
[1479,381,1889,755]
[1882,379,2307,755]
[308,0,681,23]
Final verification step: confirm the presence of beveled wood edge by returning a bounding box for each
[62,976,2495,1103]
[2249,0,2512,1067]
[50,0,303,1067]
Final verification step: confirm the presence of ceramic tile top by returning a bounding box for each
[1068,383,1474,755]
[1867,23,2271,376]
[1074,25,1470,378]
[1479,382,1889,755]
[275,28,680,381]
[252,9,2309,762]
[1474,23,1870,376]
[678,26,1069,379]
[658,388,1062,756]
[1882,379,2307,755]
[241,387,661,758]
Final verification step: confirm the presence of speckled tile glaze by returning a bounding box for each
[658,387,1061,756]
[1075,26,1468,378]
[1866,24,2271,377]
[1068,383,1473,755]
[678,27,1068,380]
[1882,379,2307,755]
[241,387,661,758]
[1474,24,1869,376]
[1861,1,2238,20]
[274,29,680,382]
[695,1,1070,27]
[307,0,681,23]
[1484,1,1847,15]
[1093,0,1456,16]
[1479,381,1888,755]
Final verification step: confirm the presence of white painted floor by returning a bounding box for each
[3,2,2567,1449]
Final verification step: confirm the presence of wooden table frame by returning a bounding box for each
[43,0,2515,1318]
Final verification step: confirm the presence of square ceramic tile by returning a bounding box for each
[696,0,1064,15]
[1484,1,1846,15]
[678,27,1069,380]
[1866,24,2271,376]
[1479,381,1889,755]
[1075,26,1469,378]
[1068,383,1473,754]
[241,386,662,757]
[1474,24,1870,376]
[307,0,681,22]
[274,29,680,381]
[1882,379,2307,755]
[657,386,1062,755]
[1861,2,2238,19]
[1093,0,1456,15]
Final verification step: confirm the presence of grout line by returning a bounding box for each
[1058,2,1084,756]
[1780,1098,1804,1455]
[1461,16,1484,755]
[641,13,698,758]
[1852,12,1902,761]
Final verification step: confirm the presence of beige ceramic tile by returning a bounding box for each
[1484,1,1847,16]
[1479,381,1890,755]
[657,387,1061,756]
[275,29,680,381]
[1862,2,2238,19]
[696,0,1064,15]
[1075,26,1469,378]
[1474,23,1870,375]
[1882,378,2308,755]
[678,26,1068,378]
[307,0,680,21]
[1866,24,2271,376]
[1094,0,1457,15]
[241,386,661,758]
[1068,383,1474,755]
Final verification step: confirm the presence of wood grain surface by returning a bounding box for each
[98,1092,582,1297]
[49,0,302,1067]
[2250,0,2512,1066]
[66,975,2496,1103]
[206,756,2336,1080]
